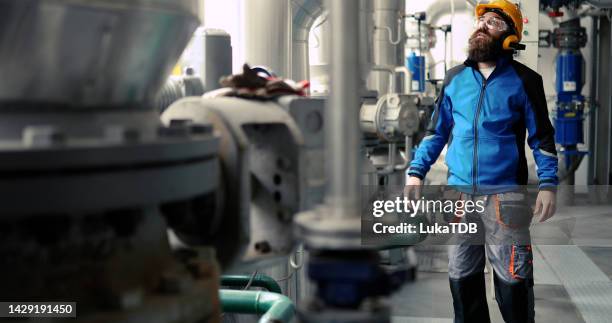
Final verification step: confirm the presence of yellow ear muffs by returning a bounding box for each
[502,34,523,50]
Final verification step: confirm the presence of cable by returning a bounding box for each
[244,270,258,290]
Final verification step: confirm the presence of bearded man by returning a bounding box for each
[404,1,558,322]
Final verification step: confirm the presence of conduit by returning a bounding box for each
[219,289,295,323]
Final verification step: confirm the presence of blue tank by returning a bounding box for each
[555,50,584,103]
[554,50,585,146]
[407,52,426,93]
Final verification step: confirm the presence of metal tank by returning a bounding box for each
[0,0,199,108]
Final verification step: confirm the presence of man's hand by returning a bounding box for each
[533,190,556,222]
[404,176,423,199]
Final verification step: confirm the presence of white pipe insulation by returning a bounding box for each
[244,0,291,77]
[291,0,324,81]
[427,0,470,26]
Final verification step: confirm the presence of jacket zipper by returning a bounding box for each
[473,78,487,193]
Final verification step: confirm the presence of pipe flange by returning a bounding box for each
[294,204,378,250]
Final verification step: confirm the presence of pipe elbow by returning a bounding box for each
[292,0,324,41]
[256,274,283,294]
[219,289,295,323]
[257,292,295,323]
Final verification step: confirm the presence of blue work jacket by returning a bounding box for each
[408,55,558,193]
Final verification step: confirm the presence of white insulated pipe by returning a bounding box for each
[244,0,291,77]
[427,0,470,26]
[291,0,324,81]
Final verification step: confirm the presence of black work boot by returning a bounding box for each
[449,272,491,323]
[493,272,535,323]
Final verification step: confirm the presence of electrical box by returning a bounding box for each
[513,0,539,71]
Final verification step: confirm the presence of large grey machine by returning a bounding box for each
[161,95,327,267]
[0,0,431,322]
[0,0,224,321]
[0,1,325,322]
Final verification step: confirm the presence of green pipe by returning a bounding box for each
[219,289,295,323]
[220,274,282,294]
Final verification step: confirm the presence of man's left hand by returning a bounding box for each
[533,190,556,222]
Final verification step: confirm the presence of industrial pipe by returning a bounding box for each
[292,0,324,81]
[372,0,405,95]
[371,65,397,94]
[372,65,420,94]
[327,0,363,217]
[585,0,612,8]
[244,0,291,77]
[395,66,413,94]
[219,289,295,323]
[427,0,469,26]
[395,135,413,171]
[378,142,399,175]
[221,274,282,294]
[465,0,478,7]
[588,16,599,184]
[377,136,413,175]
[375,25,403,45]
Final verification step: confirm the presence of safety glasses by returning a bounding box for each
[474,15,508,32]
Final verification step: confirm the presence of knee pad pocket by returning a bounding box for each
[509,244,533,281]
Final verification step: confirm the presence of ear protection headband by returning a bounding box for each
[486,8,525,51]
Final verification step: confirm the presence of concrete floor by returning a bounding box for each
[224,203,612,323]
[391,204,612,323]
[391,270,585,323]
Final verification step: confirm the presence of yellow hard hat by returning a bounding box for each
[475,0,524,50]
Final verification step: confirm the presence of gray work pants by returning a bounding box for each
[448,192,535,323]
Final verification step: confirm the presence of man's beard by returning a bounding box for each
[468,28,503,62]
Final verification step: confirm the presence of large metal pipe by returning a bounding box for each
[371,0,405,95]
[326,0,363,217]
[359,0,375,87]
[585,0,612,8]
[427,0,470,26]
[588,16,599,184]
[292,0,324,81]
[244,0,291,77]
